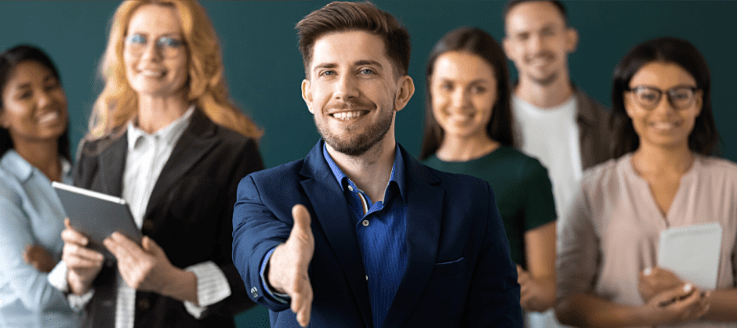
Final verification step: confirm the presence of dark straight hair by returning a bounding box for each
[420,27,514,160]
[610,37,719,157]
[0,44,71,161]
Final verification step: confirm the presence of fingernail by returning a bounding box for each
[684,283,692,292]
[643,268,652,275]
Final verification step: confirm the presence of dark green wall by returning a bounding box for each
[2,1,735,326]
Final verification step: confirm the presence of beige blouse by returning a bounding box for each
[558,153,737,328]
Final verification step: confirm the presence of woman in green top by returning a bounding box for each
[420,27,557,313]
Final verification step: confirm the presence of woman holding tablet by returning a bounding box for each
[0,45,81,328]
[58,0,263,327]
[556,37,737,327]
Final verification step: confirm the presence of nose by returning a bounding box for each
[37,89,54,109]
[529,34,543,53]
[334,73,358,100]
[141,41,162,61]
[450,87,469,110]
[652,94,677,114]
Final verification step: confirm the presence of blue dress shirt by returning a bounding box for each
[322,144,408,328]
[0,150,81,328]
[258,144,408,328]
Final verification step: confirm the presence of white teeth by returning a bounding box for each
[652,122,676,130]
[333,111,363,120]
[141,70,164,77]
[38,111,59,124]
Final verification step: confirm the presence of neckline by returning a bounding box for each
[622,153,700,224]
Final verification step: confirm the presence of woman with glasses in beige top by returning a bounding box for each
[56,1,263,327]
[556,37,737,327]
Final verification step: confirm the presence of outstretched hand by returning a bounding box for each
[267,204,315,327]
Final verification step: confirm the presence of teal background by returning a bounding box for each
[1,1,735,327]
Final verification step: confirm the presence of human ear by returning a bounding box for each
[0,110,7,129]
[693,90,703,116]
[301,79,314,114]
[623,93,637,119]
[502,37,516,61]
[393,75,415,112]
[565,27,579,54]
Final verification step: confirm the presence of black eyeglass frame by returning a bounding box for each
[625,85,700,110]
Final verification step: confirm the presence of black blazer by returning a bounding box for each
[74,109,263,327]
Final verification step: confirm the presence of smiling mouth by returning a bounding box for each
[331,110,368,120]
[651,121,680,131]
[37,111,60,124]
[140,69,165,78]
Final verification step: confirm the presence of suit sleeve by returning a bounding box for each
[465,182,523,327]
[232,174,294,312]
[201,138,264,317]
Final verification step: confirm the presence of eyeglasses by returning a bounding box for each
[626,85,699,110]
[124,33,186,58]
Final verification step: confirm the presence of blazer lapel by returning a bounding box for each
[98,134,128,197]
[383,147,444,328]
[299,141,374,328]
[144,109,218,219]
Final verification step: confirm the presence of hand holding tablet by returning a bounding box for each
[52,182,142,260]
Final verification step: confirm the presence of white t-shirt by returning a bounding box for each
[513,96,580,328]
[513,95,583,219]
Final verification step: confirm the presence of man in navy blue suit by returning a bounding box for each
[232,2,522,327]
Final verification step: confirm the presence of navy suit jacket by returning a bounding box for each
[233,140,521,327]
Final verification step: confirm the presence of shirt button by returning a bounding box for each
[362,219,369,227]
[137,298,150,310]
[348,185,354,192]
[365,275,369,281]
[142,219,154,231]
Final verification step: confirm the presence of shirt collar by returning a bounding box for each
[1,149,72,182]
[322,142,406,201]
[127,104,195,152]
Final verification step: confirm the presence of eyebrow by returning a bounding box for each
[512,22,560,35]
[12,74,57,90]
[354,60,383,70]
[312,60,384,73]
[127,31,182,38]
[435,77,493,84]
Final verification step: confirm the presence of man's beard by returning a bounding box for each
[529,71,559,86]
[315,107,394,157]
[523,50,559,86]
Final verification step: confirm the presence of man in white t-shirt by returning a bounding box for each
[502,1,613,327]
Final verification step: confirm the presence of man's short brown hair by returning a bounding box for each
[296,1,411,78]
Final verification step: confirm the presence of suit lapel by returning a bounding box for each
[299,141,374,328]
[98,134,128,197]
[144,109,218,219]
[383,147,444,328]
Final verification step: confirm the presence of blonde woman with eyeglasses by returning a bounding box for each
[556,37,737,327]
[55,1,263,327]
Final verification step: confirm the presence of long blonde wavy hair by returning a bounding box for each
[88,0,262,140]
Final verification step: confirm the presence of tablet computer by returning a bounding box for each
[52,182,142,260]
